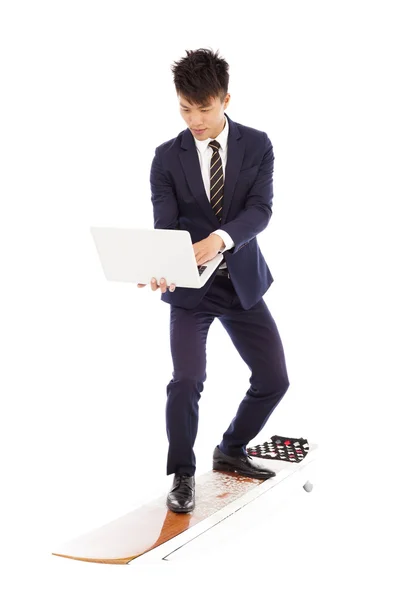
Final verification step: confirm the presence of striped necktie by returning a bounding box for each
[208,140,224,223]
[208,139,226,269]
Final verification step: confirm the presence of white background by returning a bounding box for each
[1,1,399,598]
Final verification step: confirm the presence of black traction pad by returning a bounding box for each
[246,435,309,463]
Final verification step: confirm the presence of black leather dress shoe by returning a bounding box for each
[213,445,276,479]
[166,474,195,513]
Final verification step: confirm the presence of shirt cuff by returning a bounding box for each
[212,230,235,252]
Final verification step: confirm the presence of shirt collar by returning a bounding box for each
[193,115,229,154]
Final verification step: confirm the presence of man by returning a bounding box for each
[138,48,289,513]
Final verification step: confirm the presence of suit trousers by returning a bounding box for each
[165,269,290,476]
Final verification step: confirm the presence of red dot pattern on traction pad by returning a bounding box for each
[246,436,309,463]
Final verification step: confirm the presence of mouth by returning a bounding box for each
[193,129,206,134]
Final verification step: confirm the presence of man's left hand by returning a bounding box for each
[193,234,225,266]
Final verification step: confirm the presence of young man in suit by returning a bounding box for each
[138,48,289,513]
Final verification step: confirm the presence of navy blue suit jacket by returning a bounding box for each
[150,112,275,310]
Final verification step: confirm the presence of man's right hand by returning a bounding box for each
[137,278,176,293]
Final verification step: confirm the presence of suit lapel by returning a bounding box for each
[179,113,245,227]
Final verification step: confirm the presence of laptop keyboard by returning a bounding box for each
[197,265,207,276]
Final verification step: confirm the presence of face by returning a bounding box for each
[179,93,230,140]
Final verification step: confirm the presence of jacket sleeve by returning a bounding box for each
[150,147,180,230]
[219,133,274,254]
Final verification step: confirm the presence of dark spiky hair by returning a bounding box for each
[171,47,229,106]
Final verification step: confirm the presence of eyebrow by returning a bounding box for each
[180,103,212,109]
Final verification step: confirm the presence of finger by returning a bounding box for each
[160,278,167,293]
[169,283,176,292]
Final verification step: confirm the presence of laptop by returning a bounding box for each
[90,227,224,289]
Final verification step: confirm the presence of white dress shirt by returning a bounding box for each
[193,116,235,267]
